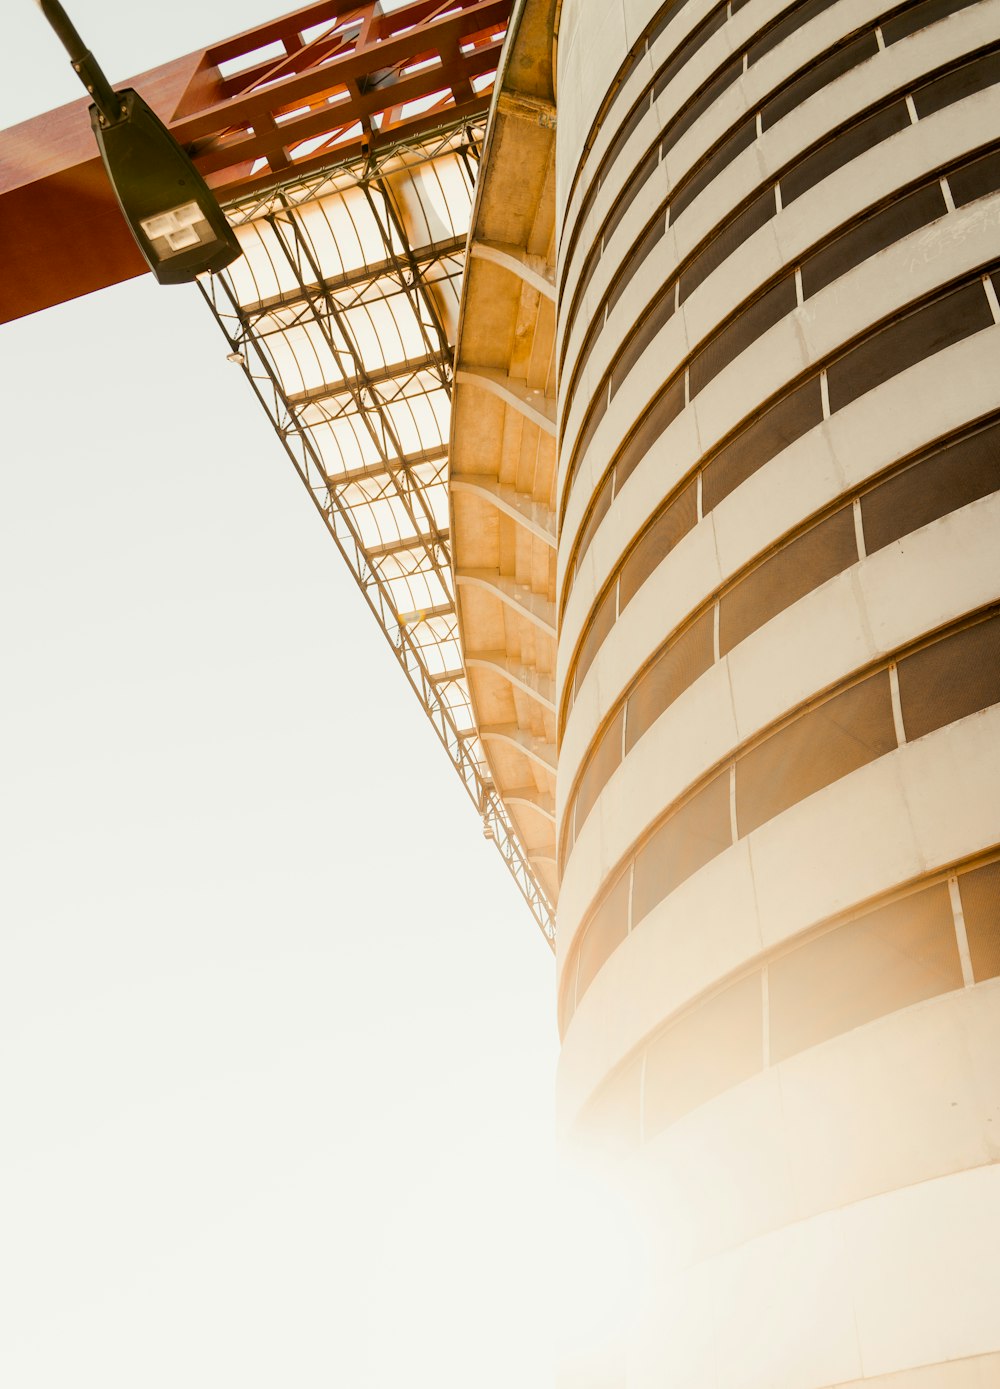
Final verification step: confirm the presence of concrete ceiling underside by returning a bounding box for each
[449,0,560,911]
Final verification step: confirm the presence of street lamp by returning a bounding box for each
[35,0,242,285]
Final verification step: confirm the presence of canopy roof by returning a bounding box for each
[201,108,556,942]
[2,0,558,943]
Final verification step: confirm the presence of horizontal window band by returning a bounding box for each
[559,414,1000,865]
[561,124,997,556]
[560,266,1000,736]
[559,38,1000,471]
[561,0,831,348]
[560,0,945,305]
[560,0,725,301]
[561,608,1000,1035]
[559,0,987,375]
[561,0,925,244]
[570,843,1000,1146]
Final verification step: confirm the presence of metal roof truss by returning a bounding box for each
[199,120,555,945]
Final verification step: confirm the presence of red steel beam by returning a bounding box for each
[0,0,512,324]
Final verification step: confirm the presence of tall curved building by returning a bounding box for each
[552,0,1000,1382]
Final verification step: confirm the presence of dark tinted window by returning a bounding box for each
[882,0,981,44]
[610,285,677,399]
[679,187,776,304]
[781,102,911,205]
[736,671,897,836]
[670,118,756,219]
[689,274,797,396]
[897,615,1000,742]
[769,884,962,1062]
[564,244,604,344]
[720,507,858,656]
[913,49,1000,119]
[573,708,625,836]
[619,479,698,609]
[660,56,742,163]
[703,376,823,510]
[625,611,715,752]
[563,318,605,418]
[643,973,762,1136]
[653,3,728,102]
[601,94,653,191]
[802,182,947,298]
[959,860,1000,982]
[573,585,618,692]
[575,864,632,1001]
[748,0,831,64]
[608,213,667,315]
[861,419,1000,552]
[949,146,1000,206]
[826,281,993,413]
[565,385,607,494]
[762,31,880,132]
[572,468,616,577]
[602,142,660,245]
[647,0,693,48]
[615,373,686,488]
[558,0,694,322]
[632,771,731,925]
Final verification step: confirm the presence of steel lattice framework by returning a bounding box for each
[1,0,555,943]
[199,113,555,945]
[179,0,512,197]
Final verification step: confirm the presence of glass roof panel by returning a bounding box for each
[298,185,383,275]
[340,299,395,372]
[387,153,474,248]
[199,114,554,940]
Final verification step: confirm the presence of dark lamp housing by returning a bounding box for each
[36,0,242,286]
[91,90,241,285]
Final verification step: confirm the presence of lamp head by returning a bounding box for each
[91,90,241,285]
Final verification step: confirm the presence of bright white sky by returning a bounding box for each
[0,5,559,1387]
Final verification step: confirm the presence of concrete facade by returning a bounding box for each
[553,0,1000,1382]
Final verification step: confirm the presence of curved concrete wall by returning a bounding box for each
[554,0,1000,1382]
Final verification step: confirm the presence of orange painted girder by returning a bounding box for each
[0,0,512,324]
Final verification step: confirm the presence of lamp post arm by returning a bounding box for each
[35,0,124,123]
